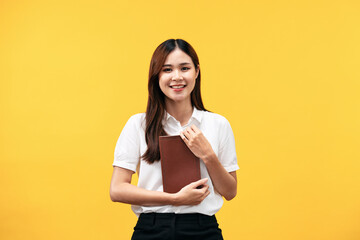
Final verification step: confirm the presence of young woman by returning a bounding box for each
[110,39,239,240]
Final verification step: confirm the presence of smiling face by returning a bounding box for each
[158,48,199,104]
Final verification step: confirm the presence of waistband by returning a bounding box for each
[138,212,217,224]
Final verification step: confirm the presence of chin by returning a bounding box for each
[166,95,189,103]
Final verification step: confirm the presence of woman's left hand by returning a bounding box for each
[180,124,214,160]
[181,124,238,201]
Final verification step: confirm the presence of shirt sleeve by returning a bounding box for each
[112,114,141,172]
[218,117,240,172]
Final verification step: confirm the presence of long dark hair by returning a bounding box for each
[142,39,208,164]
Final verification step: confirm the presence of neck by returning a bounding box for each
[165,99,193,127]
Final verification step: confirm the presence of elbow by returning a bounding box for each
[224,189,237,201]
[110,185,125,202]
[109,188,118,202]
[110,193,117,202]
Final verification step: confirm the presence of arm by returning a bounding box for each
[109,166,210,206]
[181,125,237,200]
[202,155,237,200]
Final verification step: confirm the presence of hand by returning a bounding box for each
[173,178,210,206]
[180,124,215,160]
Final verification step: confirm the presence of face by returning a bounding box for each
[158,48,199,104]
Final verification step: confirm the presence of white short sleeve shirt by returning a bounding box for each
[113,107,239,217]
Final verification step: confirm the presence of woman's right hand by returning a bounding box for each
[172,178,210,206]
[111,167,211,207]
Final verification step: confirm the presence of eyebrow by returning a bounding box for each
[162,62,192,67]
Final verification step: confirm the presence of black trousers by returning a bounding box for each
[131,213,224,240]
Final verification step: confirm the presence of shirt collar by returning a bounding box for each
[163,106,203,124]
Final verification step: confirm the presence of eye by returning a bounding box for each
[181,67,190,71]
[163,68,172,72]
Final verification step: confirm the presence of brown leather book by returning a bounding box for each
[159,135,201,194]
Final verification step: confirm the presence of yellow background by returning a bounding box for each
[1,0,359,239]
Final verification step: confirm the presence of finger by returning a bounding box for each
[190,124,201,134]
[199,184,209,193]
[201,189,211,201]
[202,183,209,189]
[186,126,195,133]
[204,190,210,198]
[180,132,188,142]
[182,129,191,140]
[185,126,196,137]
[198,178,208,185]
[191,178,208,188]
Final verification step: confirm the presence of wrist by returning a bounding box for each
[169,192,180,206]
[202,151,217,164]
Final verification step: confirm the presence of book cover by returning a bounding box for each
[159,135,201,194]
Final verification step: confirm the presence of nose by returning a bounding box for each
[172,69,183,81]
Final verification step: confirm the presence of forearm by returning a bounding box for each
[110,167,210,207]
[110,182,176,206]
[203,153,237,200]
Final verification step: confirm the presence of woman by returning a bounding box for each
[110,39,239,240]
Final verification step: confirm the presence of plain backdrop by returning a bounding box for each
[1,0,359,239]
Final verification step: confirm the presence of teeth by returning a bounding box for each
[171,85,185,89]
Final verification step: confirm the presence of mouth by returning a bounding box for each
[170,85,186,89]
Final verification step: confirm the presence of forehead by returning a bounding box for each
[164,48,193,65]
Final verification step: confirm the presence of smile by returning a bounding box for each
[170,85,186,89]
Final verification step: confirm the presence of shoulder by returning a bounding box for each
[201,111,236,146]
[128,112,146,122]
[202,111,231,127]
[124,112,146,130]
